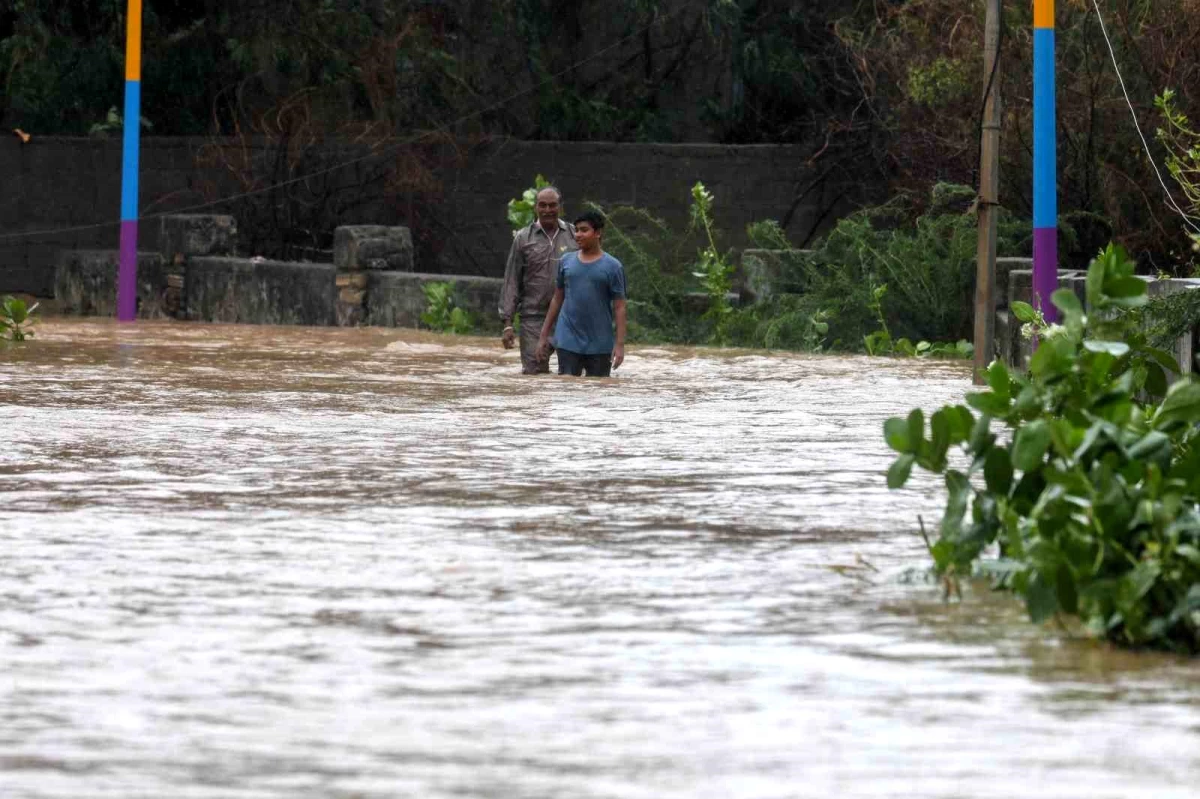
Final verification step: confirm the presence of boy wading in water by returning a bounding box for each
[536,211,627,377]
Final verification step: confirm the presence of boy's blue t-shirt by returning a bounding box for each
[552,251,626,355]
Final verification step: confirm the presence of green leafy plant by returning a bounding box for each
[420,282,474,335]
[1,295,38,341]
[723,296,832,352]
[860,283,971,359]
[1155,89,1200,254]
[506,174,551,231]
[795,187,1027,350]
[88,106,153,138]
[689,182,736,345]
[885,243,1200,653]
[746,219,792,250]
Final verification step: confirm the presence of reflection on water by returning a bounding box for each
[1,319,1198,799]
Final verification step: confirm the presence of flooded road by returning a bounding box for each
[1,319,1198,798]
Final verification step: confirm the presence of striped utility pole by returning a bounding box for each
[117,0,143,322]
[1033,0,1058,321]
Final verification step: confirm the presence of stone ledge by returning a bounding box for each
[186,257,337,326]
[367,272,502,330]
[54,249,169,319]
[334,225,414,271]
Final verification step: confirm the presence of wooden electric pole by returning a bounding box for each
[973,0,1002,384]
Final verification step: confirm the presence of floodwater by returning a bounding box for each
[1,319,1198,799]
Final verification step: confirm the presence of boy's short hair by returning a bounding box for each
[572,210,606,231]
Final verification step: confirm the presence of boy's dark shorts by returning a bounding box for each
[556,348,612,377]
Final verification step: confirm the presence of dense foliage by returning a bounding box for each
[576,181,1008,354]
[7,2,1200,269]
[886,244,1200,653]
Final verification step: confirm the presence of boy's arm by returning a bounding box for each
[612,298,627,369]
[537,287,565,359]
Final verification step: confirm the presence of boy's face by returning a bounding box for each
[574,221,601,248]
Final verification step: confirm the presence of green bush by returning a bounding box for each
[800,189,1026,348]
[0,295,38,341]
[886,244,1200,654]
[506,175,551,231]
[420,282,474,335]
[590,182,1023,356]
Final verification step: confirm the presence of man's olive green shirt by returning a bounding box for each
[499,219,578,322]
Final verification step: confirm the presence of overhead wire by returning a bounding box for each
[1089,0,1200,235]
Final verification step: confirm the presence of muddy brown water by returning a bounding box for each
[1,319,1198,799]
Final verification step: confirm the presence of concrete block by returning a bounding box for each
[160,215,237,266]
[333,225,414,271]
[740,249,813,302]
[994,309,1012,368]
[367,271,503,330]
[54,249,170,319]
[185,257,337,325]
[1008,269,1033,308]
[995,257,1032,309]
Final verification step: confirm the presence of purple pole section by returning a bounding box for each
[118,219,138,321]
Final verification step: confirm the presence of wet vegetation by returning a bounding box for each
[886,245,1200,654]
[420,282,475,335]
[0,296,38,341]
[579,182,1020,356]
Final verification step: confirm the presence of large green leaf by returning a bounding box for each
[928,410,951,469]
[884,417,913,453]
[906,409,924,455]
[1012,419,1052,471]
[983,446,1013,494]
[1052,288,1083,317]
[888,454,916,489]
[1155,380,1200,428]
[986,360,1011,401]
[940,470,971,541]
[1030,337,1070,379]
[966,390,1010,416]
[1104,275,1148,299]
[1010,301,1038,323]
[1025,571,1060,624]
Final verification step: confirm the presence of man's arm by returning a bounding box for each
[537,287,565,361]
[612,298,627,370]
[498,234,523,348]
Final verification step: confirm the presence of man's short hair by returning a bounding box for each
[573,210,606,231]
[537,186,563,203]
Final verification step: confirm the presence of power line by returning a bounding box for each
[0,6,688,244]
[1090,0,1200,235]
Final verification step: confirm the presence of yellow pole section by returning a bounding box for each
[125,0,143,81]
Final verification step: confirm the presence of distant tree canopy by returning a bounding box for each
[0,0,869,142]
[4,0,1200,268]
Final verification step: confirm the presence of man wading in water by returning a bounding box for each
[498,186,578,374]
[536,210,627,377]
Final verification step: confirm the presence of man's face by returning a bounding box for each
[536,190,561,227]
[574,221,600,248]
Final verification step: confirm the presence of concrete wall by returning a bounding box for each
[996,262,1200,376]
[1,136,854,297]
